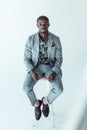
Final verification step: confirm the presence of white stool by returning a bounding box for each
[32,79,56,127]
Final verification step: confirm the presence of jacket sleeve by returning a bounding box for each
[24,37,34,73]
[51,37,63,73]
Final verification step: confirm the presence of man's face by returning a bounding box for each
[37,19,50,33]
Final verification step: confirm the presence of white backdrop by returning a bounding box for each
[0,0,87,130]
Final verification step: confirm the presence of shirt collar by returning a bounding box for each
[37,31,51,42]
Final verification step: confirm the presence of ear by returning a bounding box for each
[36,23,39,28]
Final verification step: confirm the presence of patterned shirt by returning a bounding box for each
[37,39,49,65]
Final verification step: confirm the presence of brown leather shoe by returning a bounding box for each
[42,97,49,117]
[34,100,42,120]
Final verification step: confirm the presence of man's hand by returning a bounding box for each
[47,72,56,82]
[30,70,39,81]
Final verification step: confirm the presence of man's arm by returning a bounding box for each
[47,37,63,82]
[24,37,34,73]
[51,37,63,74]
[24,37,39,81]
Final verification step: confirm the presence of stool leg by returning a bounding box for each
[50,103,56,127]
[31,107,37,127]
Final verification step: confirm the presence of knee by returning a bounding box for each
[57,79,63,95]
[55,85,63,96]
[23,82,28,92]
[23,82,32,93]
[58,82,63,93]
[59,86,63,94]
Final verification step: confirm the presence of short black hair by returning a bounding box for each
[37,16,49,23]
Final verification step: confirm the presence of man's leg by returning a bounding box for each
[46,72,63,104]
[23,73,37,106]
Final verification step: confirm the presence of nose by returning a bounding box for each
[41,24,45,27]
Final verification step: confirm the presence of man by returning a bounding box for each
[23,16,63,120]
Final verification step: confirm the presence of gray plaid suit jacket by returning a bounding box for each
[24,32,63,74]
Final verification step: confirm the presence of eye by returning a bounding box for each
[40,23,42,26]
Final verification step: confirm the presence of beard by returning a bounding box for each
[40,28,48,33]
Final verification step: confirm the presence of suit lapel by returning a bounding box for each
[34,32,39,51]
[34,32,54,60]
[33,33,39,65]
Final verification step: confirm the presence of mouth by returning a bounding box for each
[42,28,46,30]
[41,28,46,31]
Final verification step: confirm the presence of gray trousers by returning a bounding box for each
[23,64,63,106]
